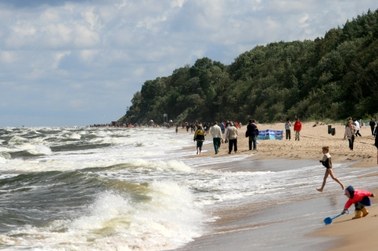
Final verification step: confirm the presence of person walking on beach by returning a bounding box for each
[369,118,376,136]
[344,120,355,150]
[246,119,259,150]
[341,185,375,219]
[284,118,292,140]
[209,121,223,154]
[293,118,302,141]
[225,122,238,154]
[193,124,205,155]
[316,146,344,192]
[354,119,362,137]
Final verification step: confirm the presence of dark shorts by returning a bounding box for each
[196,141,203,147]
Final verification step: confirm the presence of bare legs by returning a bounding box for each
[317,168,344,192]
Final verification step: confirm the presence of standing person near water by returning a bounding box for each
[246,119,258,150]
[225,122,238,154]
[209,121,223,154]
[316,146,344,192]
[193,124,205,155]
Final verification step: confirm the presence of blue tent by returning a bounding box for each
[257,130,283,140]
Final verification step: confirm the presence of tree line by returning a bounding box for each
[119,9,378,125]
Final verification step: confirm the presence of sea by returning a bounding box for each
[0,126,377,251]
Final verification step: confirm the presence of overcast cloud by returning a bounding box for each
[0,0,377,127]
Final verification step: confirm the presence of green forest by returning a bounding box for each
[119,9,378,125]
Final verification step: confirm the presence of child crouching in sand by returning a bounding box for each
[342,185,375,219]
[317,146,344,192]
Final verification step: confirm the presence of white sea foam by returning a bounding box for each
[129,159,193,173]
[23,143,52,155]
[0,127,194,173]
[0,182,206,251]
[8,135,28,145]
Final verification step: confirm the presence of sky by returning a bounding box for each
[0,0,377,127]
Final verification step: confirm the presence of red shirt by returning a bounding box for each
[294,121,302,131]
[344,190,373,210]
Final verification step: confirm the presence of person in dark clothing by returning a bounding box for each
[246,119,259,150]
[193,125,205,155]
[316,146,344,192]
[284,118,292,140]
[369,118,376,136]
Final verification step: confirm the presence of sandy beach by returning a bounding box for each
[177,121,378,251]
[199,121,377,168]
[313,188,378,251]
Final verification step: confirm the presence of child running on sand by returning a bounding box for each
[341,185,375,219]
[317,146,344,192]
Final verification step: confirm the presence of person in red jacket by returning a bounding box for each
[293,118,302,141]
[342,185,375,219]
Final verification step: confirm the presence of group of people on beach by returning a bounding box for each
[193,121,243,155]
[193,119,263,155]
[316,121,378,220]
[193,117,378,221]
[284,118,302,141]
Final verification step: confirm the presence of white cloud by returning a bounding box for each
[0,0,377,126]
[73,24,100,47]
[171,0,186,8]
[40,8,61,22]
[298,13,310,28]
[79,49,98,63]
[0,51,16,63]
[43,24,72,47]
[81,7,102,30]
[53,51,71,69]
[69,99,85,109]
[6,22,37,48]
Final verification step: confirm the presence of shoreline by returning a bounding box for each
[176,121,378,250]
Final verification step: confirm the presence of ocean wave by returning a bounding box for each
[0,177,206,251]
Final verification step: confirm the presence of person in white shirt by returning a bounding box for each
[225,122,238,154]
[209,121,223,154]
[354,119,361,137]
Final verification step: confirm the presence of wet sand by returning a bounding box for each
[175,121,378,251]
[313,188,378,251]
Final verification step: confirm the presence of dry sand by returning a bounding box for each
[187,121,378,251]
